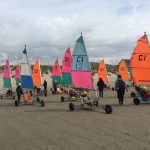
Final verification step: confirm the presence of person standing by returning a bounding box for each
[53,80,57,94]
[97,78,105,98]
[16,83,23,103]
[43,80,47,96]
[115,75,126,105]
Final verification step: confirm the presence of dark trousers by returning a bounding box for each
[44,87,47,92]
[17,94,21,103]
[99,89,104,98]
[117,89,125,105]
[54,87,57,94]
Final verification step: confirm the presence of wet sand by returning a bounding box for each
[0,88,150,150]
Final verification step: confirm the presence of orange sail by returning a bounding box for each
[130,32,150,85]
[98,59,109,83]
[32,59,42,87]
[118,60,130,81]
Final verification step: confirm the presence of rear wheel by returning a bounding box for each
[14,100,19,106]
[37,97,40,103]
[69,103,75,111]
[133,98,140,105]
[131,92,136,97]
[104,105,112,114]
[40,100,45,107]
[61,96,65,102]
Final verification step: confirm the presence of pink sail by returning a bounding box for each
[3,59,11,78]
[52,59,61,76]
[72,71,94,89]
[62,48,72,73]
[15,65,21,79]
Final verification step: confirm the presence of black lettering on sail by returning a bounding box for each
[34,69,38,73]
[64,57,70,66]
[138,54,146,61]
[121,67,125,71]
[76,56,83,69]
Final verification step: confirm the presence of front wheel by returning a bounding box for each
[133,98,140,105]
[104,105,112,114]
[37,97,40,103]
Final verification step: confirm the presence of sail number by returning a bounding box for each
[76,56,83,69]
[34,69,38,73]
[121,67,125,71]
[64,57,70,66]
[138,54,146,61]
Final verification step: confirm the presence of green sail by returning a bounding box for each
[62,73,72,85]
[3,78,12,88]
[52,76,62,84]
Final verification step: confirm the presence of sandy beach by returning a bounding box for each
[0,85,150,150]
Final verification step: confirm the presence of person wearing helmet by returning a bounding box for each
[16,83,23,103]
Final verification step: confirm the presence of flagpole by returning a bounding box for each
[24,45,32,76]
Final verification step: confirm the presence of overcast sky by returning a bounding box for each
[0,0,150,65]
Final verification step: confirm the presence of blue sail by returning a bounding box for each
[72,34,94,89]
[72,35,91,71]
[21,46,33,89]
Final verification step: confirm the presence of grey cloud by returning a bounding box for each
[0,0,150,65]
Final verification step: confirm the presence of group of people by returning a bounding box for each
[97,75,126,105]
[16,80,48,103]
[15,75,128,105]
